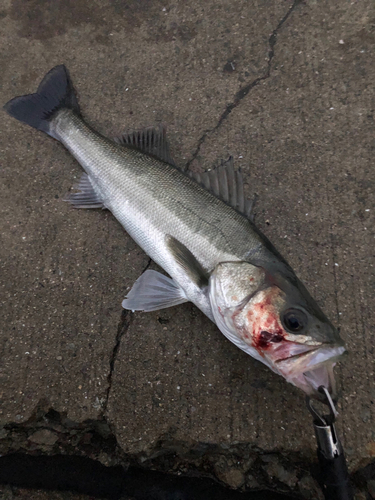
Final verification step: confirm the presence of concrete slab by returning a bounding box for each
[0,0,374,497]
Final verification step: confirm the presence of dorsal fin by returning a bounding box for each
[114,125,176,166]
[188,157,256,220]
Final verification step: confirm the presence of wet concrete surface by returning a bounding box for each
[1,0,374,498]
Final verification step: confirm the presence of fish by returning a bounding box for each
[4,65,346,400]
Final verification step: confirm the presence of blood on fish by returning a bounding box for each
[239,286,288,353]
[263,316,274,329]
[255,330,284,349]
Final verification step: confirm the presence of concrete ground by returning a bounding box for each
[1,0,374,497]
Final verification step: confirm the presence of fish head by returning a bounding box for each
[209,261,346,401]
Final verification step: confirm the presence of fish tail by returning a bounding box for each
[3,65,79,138]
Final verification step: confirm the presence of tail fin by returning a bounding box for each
[3,65,79,137]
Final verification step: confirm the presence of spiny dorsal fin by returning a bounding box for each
[187,157,256,220]
[114,125,176,166]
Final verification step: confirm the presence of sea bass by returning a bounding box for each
[4,65,346,400]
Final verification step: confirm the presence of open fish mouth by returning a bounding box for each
[274,344,346,399]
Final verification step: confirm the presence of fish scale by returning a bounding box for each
[55,109,264,278]
[4,65,346,400]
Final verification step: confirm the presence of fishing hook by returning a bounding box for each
[306,385,353,500]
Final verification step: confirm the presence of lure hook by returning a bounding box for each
[306,385,338,426]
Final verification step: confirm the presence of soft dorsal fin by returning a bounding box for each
[114,126,176,166]
[188,157,256,220]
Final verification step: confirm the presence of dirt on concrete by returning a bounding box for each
[0,0,374,498]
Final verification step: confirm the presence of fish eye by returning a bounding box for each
[282,308,308,333]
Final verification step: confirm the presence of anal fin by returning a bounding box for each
[64,173,105,209]
[122,270,188,312]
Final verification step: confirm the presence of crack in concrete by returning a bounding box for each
[0,404,325,497]
[102,309,132,415]
[102,257,152,414]
[185,0,303,171]
[1,404,371,499]
[96,0,303,418]
[141,257,152,275]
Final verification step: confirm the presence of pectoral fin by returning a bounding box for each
[165,235,208,289]
[122,270,188,312]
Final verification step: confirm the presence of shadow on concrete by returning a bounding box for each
[0,453,301,500]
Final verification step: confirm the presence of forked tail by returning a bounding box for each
[3,65,80,138]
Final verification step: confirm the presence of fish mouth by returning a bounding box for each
[274,344,346,399]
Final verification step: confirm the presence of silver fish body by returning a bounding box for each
[4,65,346,399]
[54,109,277,318]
